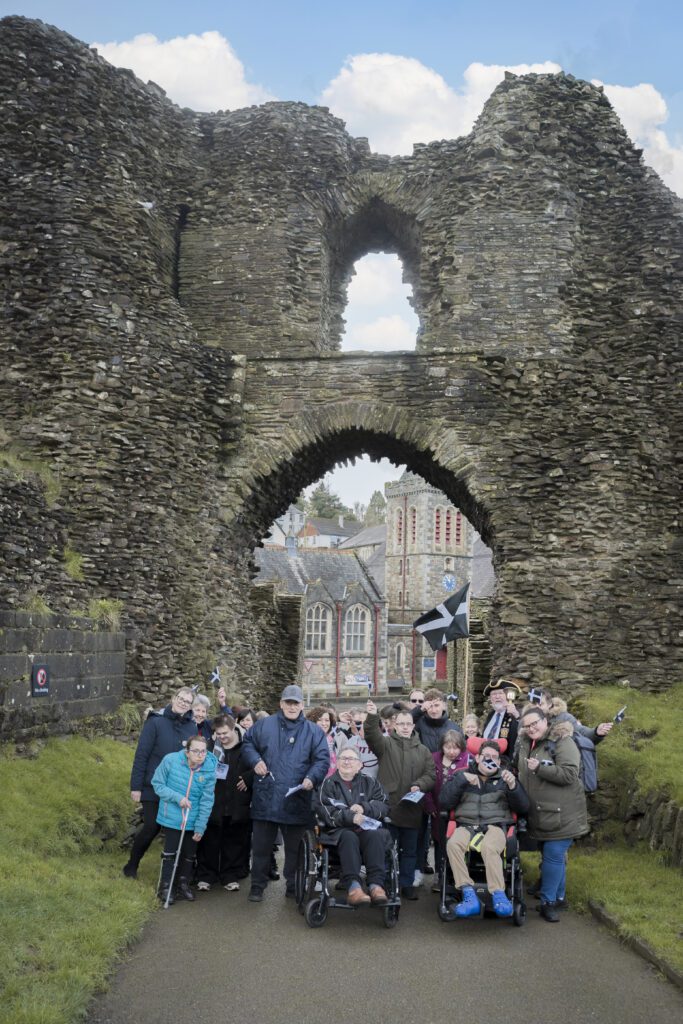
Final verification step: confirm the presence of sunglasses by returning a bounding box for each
[410,698,424,704]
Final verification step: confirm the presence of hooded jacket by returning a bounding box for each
[412,706,463,753]
[130,704,198,801]
[313,771,389,844]
[364,713,436,828]
[152,749,218,835]
[241,709,330,825]
[439,764,529,827]
[516,719,589,841]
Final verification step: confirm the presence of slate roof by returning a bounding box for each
[338,524,386,549]
[254,548,385,602]
[303,517,362,538]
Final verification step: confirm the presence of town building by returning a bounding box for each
[254,547,387,700]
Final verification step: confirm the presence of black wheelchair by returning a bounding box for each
[436,812,527,927]
[294,821,401,929]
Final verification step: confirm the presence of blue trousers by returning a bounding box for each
[539,838,573,903]
[388,824,419,888]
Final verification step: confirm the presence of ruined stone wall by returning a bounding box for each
[0,17,681,724]
[0,610,125,739]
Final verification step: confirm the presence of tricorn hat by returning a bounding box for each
[483,677,525,696]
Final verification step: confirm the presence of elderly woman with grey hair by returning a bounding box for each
[192,694,213,742]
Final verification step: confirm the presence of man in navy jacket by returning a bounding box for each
[242,684,329,902]
[122,686,197,878]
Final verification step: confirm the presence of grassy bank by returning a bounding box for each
[0,737,157,1024]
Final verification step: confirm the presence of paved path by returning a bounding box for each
[89,879,682,1024]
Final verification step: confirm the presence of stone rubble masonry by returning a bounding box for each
[0,17,681,729]
[0,610,125,738]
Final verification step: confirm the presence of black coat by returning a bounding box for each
[313,771,389,845]
[130,705,197,801]
[440,767,529,827]
[481,709,519,755]
[209,739,253,825]
[412,707,462,753]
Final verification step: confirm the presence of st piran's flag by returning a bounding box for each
[412,583,470,652]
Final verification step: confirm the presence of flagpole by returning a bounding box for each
[462,584,472,717]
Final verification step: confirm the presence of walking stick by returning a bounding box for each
[163,768,195,910]
[164,808,189,910]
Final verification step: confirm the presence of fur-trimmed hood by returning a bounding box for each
[519,716,574,744]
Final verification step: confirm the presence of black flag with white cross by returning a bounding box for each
[412,583,470,652]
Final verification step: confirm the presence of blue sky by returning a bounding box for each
[5,1,682,506]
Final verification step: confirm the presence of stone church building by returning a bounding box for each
[256,471,493,699]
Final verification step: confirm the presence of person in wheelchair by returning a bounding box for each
[440,739,529,918]
[313,748,391,907]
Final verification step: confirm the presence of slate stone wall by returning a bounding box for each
[1,17,680,728]
[0,610,125,738]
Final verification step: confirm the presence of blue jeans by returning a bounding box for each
[388,824,419,888]
[539,839,573,904]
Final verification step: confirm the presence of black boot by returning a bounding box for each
[158,852,176,905]
[538,901,560,923]
[175,859,196,901]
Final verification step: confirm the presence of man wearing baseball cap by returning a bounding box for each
[241,684,330,902]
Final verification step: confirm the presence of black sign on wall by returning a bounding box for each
[31,663,50,697]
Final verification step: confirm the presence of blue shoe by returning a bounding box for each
[491,890,513,917]
[455,885,481,918]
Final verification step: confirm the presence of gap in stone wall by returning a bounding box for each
[340,253,419,353]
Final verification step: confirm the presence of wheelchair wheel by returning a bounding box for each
[304,898,328,928]
[383,905,399,929]
[295,831,318,914]
[512,900,526,927]
[438,902,457,922]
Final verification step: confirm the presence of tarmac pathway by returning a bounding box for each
[88,879,683,1024]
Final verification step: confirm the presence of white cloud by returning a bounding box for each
[321,54,561,155]
[594,80,683,196]
[342,313,417,352]
[317,456,405,507]
[346,253,412,307]
[91,31,273,111]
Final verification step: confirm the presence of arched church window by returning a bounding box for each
[305,604,331,652]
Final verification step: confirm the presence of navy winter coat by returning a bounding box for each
[241,710,330,825]
[130,705,198,801]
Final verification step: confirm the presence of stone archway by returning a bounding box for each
[1,18,680,716]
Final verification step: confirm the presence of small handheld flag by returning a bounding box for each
[614,705,627,723]
[413,583,470,652]
[528,688,544,704]
[210,667,221,688]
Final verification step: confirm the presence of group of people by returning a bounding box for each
[123,678,613,923]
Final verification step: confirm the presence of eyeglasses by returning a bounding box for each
[523,719,543,729]
[410,698,424,704]
[175,697,193,706]
[338,757,360,763]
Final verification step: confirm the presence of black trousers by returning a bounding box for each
[128,799,161,868]
[196,818,252,884]
[336,828,390,888]
[251,820,304,891]
[160,829,199,886]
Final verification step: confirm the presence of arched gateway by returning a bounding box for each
[0,17,680,717]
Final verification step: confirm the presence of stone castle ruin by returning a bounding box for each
[0,17,681,730]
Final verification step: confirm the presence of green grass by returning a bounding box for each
[0,737,157,1024]
[523,840,683,973]
[87,599,124,631]
[574,682,683,805]
[0,446,61,506]
[63,545,85,583]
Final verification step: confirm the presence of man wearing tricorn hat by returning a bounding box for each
[481,678,524,754]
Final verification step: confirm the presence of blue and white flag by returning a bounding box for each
[412,583,470,652]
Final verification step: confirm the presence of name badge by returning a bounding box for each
[215,762,229,780]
